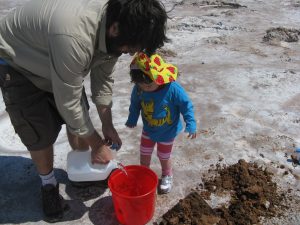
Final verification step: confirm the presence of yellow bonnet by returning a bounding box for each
[130,52,178,85]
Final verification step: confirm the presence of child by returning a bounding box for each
[125,52,197,194]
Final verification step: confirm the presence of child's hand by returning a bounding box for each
[125,121,136,128]
[187,132,197,139]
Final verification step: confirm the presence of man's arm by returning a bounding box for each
[90,56,122,149]
[97,105,122,150]
[49,35,95,136]
[49,35,113,163]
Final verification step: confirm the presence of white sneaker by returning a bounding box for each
[160,175,173,194]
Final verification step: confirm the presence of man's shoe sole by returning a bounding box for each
[43,197,70,223]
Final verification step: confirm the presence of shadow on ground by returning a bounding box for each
[0,156,119,224]
[89,196,119,225]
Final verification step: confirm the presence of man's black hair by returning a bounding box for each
[106,0,169,55]
[130,69,153,84]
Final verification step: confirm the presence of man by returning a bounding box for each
[0,0,168,222]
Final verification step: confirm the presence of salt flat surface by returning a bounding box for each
[0,0,300,224]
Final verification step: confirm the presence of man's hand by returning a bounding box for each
[85,131,113,164]
[91,144,113,164]
[102,124,122,150]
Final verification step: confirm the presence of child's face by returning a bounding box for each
[137,81,159,92]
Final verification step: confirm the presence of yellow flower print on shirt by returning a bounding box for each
[141,99,172,127]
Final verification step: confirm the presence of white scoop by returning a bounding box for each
[67,149,118,182]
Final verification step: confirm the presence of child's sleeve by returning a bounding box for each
[174,84,197,134]
[125,86,141,127]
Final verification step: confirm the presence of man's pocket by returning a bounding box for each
[5,105,39,146]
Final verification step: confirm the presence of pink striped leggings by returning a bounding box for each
[140,131,174,176]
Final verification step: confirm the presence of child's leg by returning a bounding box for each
[140,131,156,167]
[157,140,174,176]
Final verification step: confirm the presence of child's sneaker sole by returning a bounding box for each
[159,175,173,194]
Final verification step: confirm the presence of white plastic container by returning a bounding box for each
[67,149,118,182]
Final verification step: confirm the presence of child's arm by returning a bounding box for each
[174,84,197,138]
[125,86,141,128]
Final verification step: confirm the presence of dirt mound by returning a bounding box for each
[172,0,246,9]
[158,159,287,225]
[158,192,220,225]
[157,48,177,58]
[195,1,246,8]
[263,27,300,42]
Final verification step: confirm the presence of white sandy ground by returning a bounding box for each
[0,0,300,224]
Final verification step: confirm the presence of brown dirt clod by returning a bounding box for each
[159,159,287,225]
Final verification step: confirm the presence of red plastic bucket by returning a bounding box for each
[108,165,158,225]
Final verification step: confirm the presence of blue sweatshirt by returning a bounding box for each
[126,82,197,142]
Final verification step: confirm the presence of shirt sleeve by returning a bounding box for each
[90,56,118,107]
[49,34,94,137]
[173,83,197,133]
[126,85,141,126]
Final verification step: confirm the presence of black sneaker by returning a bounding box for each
[41,184,67,223]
